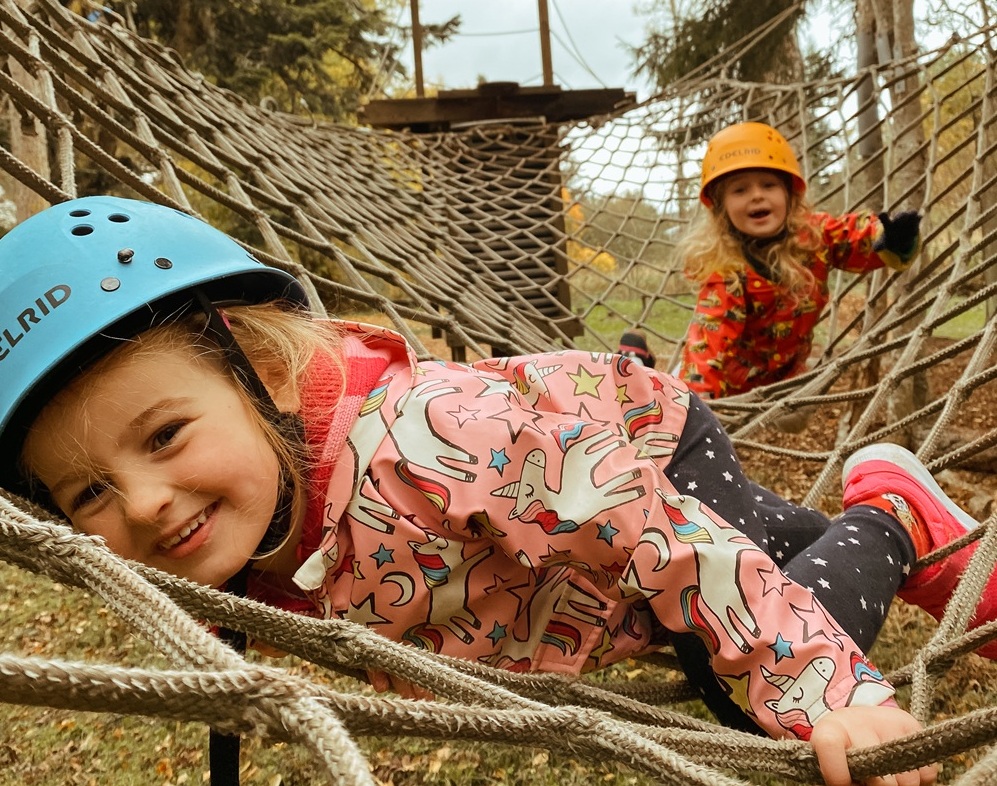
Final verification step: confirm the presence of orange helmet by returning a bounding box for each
[699,121,806,207]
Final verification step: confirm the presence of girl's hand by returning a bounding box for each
[366,669,435,700]
[810,706,937,786]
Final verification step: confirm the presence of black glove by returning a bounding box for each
[875,210,921,257]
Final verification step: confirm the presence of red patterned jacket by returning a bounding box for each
[680,211,915,398]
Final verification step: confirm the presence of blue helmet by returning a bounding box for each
[0,195,307,485]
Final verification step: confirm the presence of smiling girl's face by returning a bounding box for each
[720,168,789,239]
[22,341,285,587]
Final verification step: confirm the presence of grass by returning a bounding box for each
[933,298,988,339]
[569,289,990,362]
[579,295,694,343]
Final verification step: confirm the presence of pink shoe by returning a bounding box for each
[842,443,997,657]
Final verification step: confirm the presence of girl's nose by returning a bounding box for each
[119,471,173,525]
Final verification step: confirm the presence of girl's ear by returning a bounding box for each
[254,361,300,414]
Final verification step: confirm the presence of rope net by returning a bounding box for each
[1,0,997,781]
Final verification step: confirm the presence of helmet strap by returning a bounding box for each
[731,228,789,283]
[193,289,283,421]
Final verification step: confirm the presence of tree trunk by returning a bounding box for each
[982,26,997,322]
[871,0,927,209]
[869,0,928,445]
[745,28,806,125]
[8,0,50,221]
[172,0,206,57]
[839,0,887,447]
[855,0,885,197]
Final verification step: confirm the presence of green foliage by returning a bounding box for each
[629,0,846,153]
[129,0,389,120]
[125,0,456,121]
[632,0,803,91]
[581,191,676,268]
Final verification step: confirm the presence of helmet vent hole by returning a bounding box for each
[68,209,91,217]
[154,257,173,269]
[107,213,130,224]
[70,225,94,237]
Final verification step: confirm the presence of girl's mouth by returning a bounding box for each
[749,208,771,219]
[159,505,213,550]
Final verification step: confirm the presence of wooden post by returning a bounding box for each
[411,0,425,97]
[537,0,553,87]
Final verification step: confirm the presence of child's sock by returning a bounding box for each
[855,492,933,559]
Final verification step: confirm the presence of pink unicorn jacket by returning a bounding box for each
[283,321,894,740]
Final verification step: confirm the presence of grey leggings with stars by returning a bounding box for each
[662,393,917,733]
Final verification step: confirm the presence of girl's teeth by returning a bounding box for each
[162,511,209,549]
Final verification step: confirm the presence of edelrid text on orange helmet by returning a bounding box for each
[699,122,806,207]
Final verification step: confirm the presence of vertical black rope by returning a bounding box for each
[209,722,243,785]
[193,288,253,785]
[210,566,249,786]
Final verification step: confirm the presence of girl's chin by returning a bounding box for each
[746,226,782,239]
[165,558,252,589]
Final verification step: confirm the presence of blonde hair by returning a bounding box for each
[681,175,822,297]
[22,302,345,510]
[221,302,345,409]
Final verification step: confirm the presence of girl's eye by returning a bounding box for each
[71,481,109,513]
[152,422,184,450]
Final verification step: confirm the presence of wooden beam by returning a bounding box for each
[361,83,636,132]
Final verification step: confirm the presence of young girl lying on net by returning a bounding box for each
[8,196,993,786]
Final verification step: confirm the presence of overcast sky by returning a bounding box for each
[397,2,955,104]
[403,0,654,100]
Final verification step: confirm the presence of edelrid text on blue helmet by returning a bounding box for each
[0,195,308,481]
